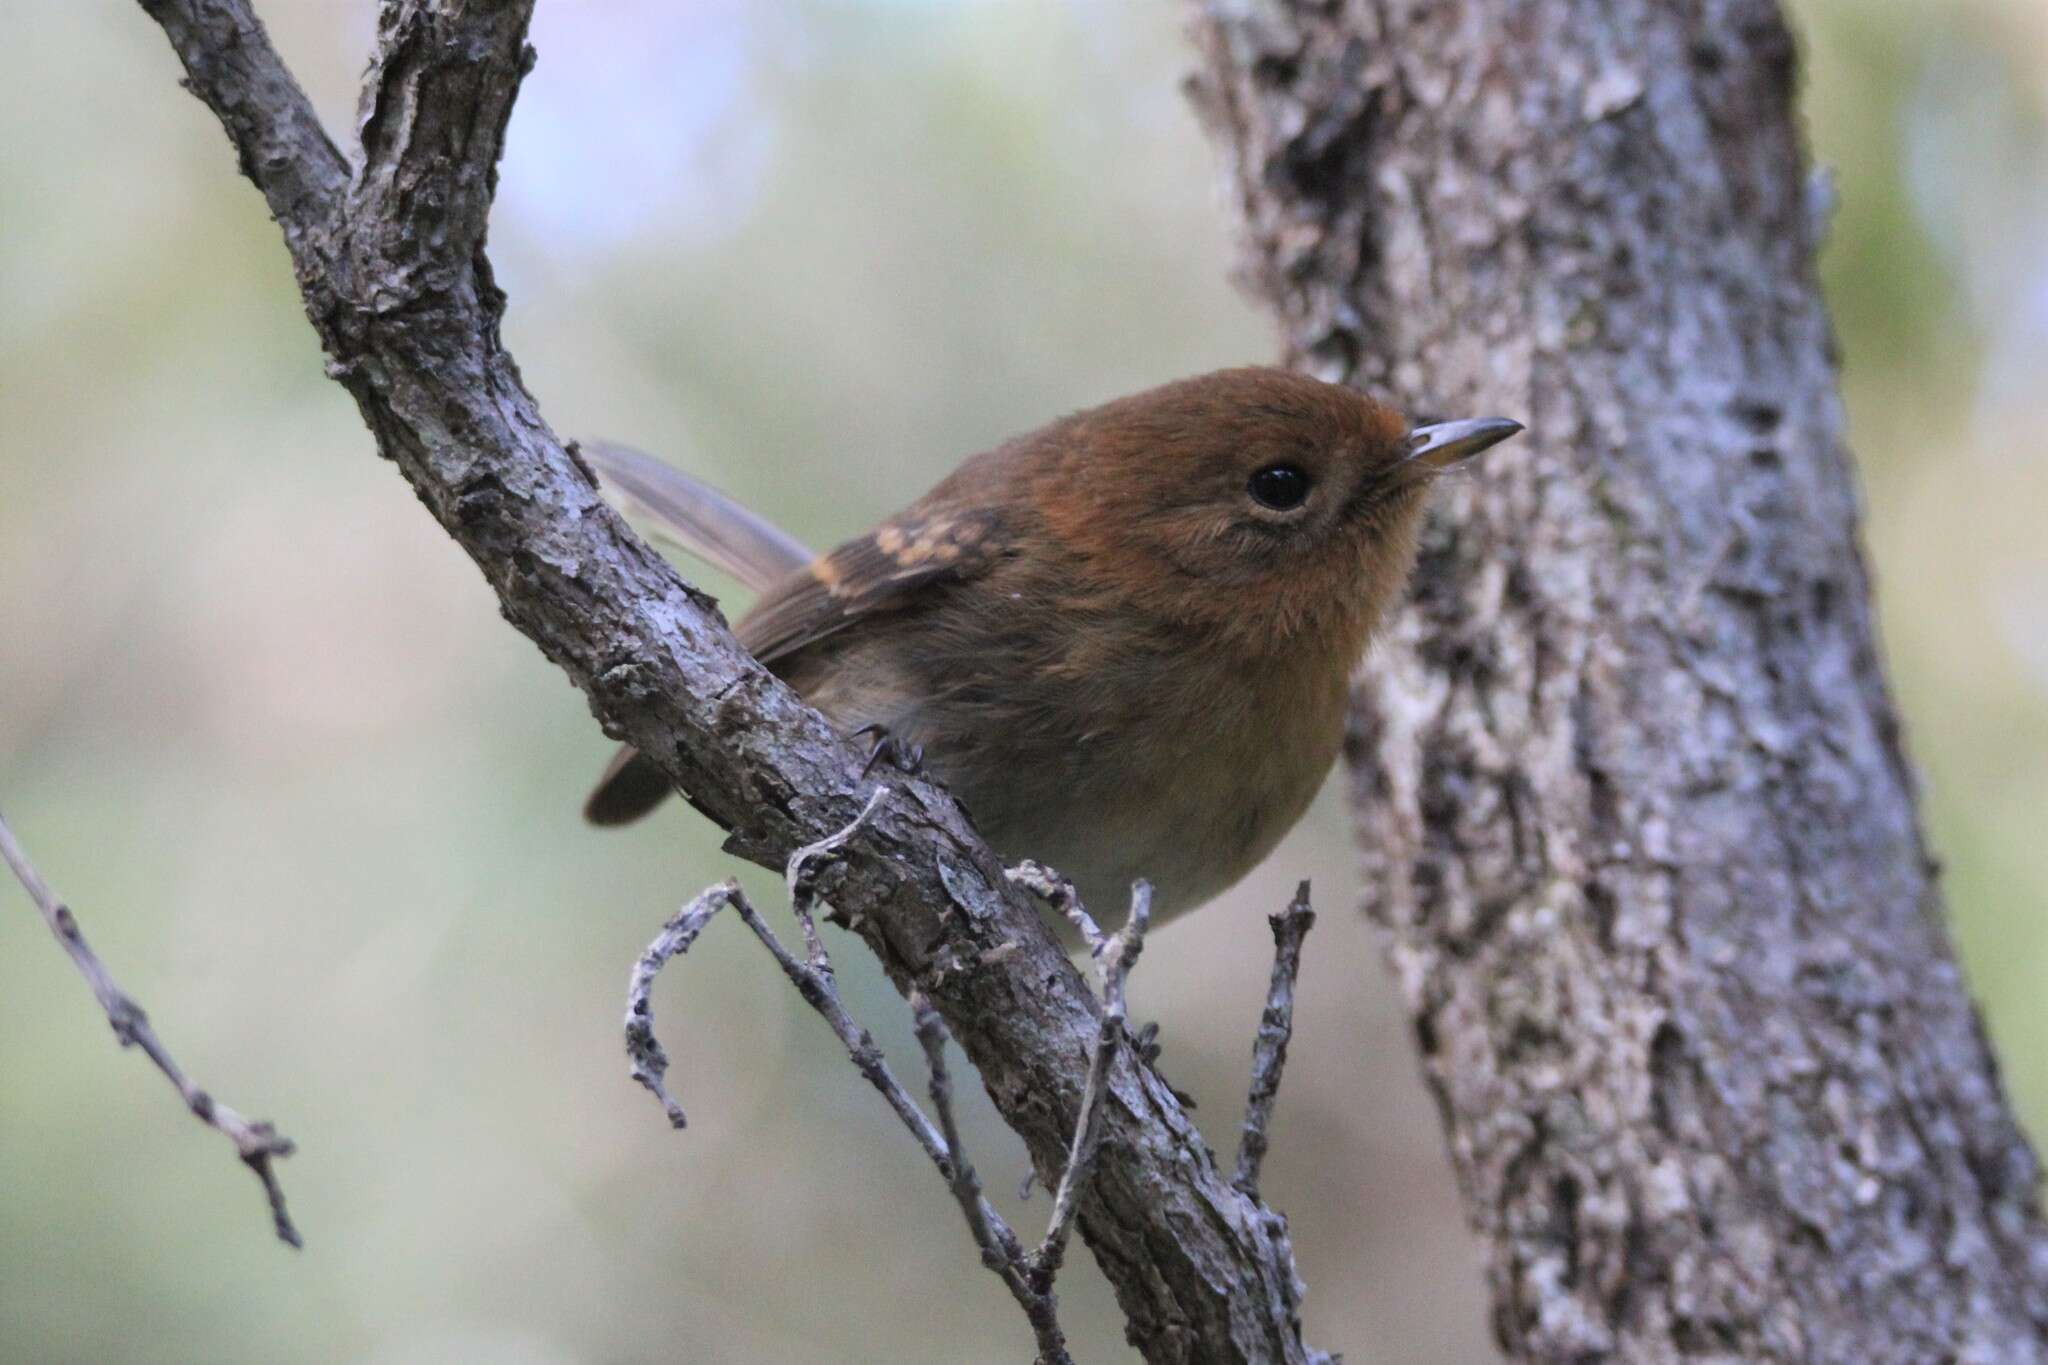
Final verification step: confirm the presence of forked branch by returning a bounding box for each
[624,832,1329,1362]
[130,1,1329,1356]
[624,796,1175,1365]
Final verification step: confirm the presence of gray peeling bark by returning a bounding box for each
[1188,1,2048,1360]
[138,2,1322,1362]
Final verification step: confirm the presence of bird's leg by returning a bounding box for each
[852,722,925,778]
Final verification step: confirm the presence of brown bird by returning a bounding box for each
[584,367,1519,927]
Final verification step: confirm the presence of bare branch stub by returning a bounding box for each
[910,871,1157,1355]
[1234,881,1315,1199]
[1006,859,1106,951]
[0,809,301,1248]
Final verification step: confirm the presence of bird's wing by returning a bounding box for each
[580,439,814,593]
[578,447,1005,828]
[737,502,1006,667]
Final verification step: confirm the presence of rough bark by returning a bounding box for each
[1187,1,2048,1360]
[138,3,1326,1361]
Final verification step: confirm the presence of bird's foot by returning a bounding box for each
[853,723,925,779]
[1131,1019,1164,1066]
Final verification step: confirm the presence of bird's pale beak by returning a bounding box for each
[1404,417,1524,474]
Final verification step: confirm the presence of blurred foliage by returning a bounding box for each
[2,2,2044,1362]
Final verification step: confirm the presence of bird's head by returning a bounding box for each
[1028,366,1521,657]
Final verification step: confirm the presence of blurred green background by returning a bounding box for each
[4,2,2045,1361]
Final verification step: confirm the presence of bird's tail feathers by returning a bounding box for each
[580,439,814,593]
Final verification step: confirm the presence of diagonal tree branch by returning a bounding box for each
[132,2,1324,1358]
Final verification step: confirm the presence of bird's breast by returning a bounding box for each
[794,608,1351,927]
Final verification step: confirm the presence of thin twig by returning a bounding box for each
[1032,878,1151,1287]
[622,794,952,1170]
[728,885,958,1170]
[624,804,1162,1363]
[771,798,1077,1362]
[784,787,889,968]
[1233,881,1316,1198]
[911,995,1026,1271]
[913,997,1070,1365]
[622,849,1078,1362]
[0,808,300,1247]
[624,881,741,1128]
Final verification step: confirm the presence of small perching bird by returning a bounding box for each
[583,367,1520,926]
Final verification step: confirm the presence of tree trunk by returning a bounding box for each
[1188,2,2048,1360]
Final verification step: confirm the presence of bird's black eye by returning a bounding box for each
[1248,463,1311,511]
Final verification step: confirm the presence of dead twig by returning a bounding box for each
[1028,870,1150,1288]
[622,792,1069,1360]
[623,800,1174,1364]
[624,881,741,1129]
[0,808,300,1247]
[912,996,1068,1364]
[1234,881,1316,1198]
